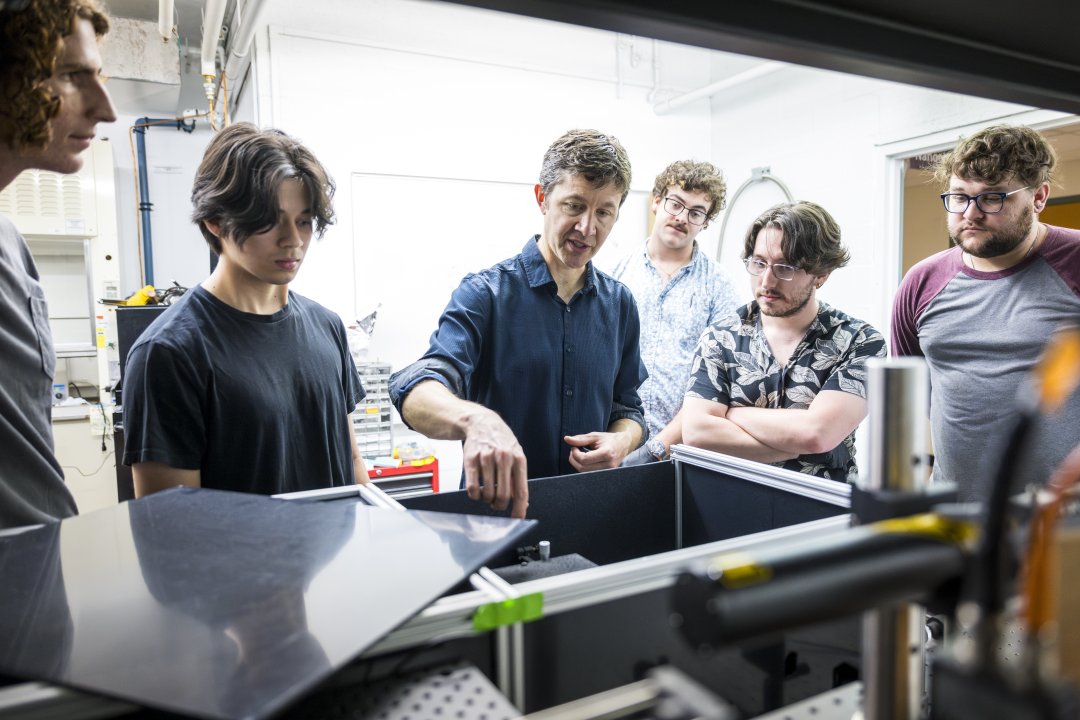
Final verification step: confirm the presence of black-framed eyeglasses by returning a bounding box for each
[940,187,1030,214]
[662,196,708,226]
[743,257,800,281]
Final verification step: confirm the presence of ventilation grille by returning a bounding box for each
[0,166,97,237]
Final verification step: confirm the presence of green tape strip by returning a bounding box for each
[472,592,544,632]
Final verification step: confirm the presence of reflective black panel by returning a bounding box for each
[0,487,534,719]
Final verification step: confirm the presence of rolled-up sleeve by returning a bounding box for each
[389,275,492,423]
[607,294,648,446]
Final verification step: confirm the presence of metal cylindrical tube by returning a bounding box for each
[863,358,932,720]
[864,357,930,493]
[673,525,965,648]
[538,540,551,562]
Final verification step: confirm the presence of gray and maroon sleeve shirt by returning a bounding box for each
[891,225,1080,502]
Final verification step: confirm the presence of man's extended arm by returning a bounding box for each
[681,396,797,463]
[724,389,868,456]
[400,380,528,519]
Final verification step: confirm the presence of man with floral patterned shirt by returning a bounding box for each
[610,160,738,465]
[683,202,886,481]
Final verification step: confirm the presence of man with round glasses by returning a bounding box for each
[892,124,1080,502]
[682,202,886,481]
[608,160,737,465]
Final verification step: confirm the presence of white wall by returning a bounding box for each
[106,113,215,296]
[251,0,722,363]
[706,66,1033,335]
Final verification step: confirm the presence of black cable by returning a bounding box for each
[157,280,189,305]
[67,382,110,452]
[968,407,1035,671]
[62,451,115,478]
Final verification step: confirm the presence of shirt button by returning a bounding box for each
[564,389,573,397]
[565,345,573,353]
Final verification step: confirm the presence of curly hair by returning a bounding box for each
[0,0,109,151]
[934,124,1056,189]
[651,159,727,223]
[538,129,632,205]
[191,123,336,254]
[742,201,850,277]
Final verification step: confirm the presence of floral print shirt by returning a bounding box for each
[686,301,886,481]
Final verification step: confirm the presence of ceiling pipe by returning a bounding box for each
[223,0,271,87]
[157,0,174,41]
[225,0,270,73]
[653,61,787,115]
[201,0,229,102]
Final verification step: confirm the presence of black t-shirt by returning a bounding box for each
[122,286,364,495]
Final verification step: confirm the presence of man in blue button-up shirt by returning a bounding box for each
[390,129,648,519]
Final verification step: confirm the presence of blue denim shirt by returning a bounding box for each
[390,236,647,480]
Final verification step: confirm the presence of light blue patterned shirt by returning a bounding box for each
[610,241,739,438]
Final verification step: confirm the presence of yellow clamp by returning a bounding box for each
[707,552,774,590]
[873,513,979,545]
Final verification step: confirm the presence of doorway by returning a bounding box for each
[896,118,1080,279]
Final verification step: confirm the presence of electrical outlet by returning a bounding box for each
[51,383,68,406]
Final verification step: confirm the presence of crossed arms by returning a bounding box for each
[682,389,869,462]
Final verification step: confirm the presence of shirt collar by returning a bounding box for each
[640,238,702,268]
[522,235,598,295]
[745,300,831,338]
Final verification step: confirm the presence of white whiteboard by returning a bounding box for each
[350,172,650,373]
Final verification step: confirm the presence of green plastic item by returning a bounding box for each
[472,592,544,632]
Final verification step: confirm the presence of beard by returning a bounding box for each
[758,282,815,318]
[952,204,1034,259]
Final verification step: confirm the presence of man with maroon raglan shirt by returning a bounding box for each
[892,124,1080,503]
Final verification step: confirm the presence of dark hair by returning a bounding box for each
[652,159,727,222]
[742,201,850,277]
[538,129,632,205]
[191,123,336,254]
[934,124,1056,189]
[0,0,108,151]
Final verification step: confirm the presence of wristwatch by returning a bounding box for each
[645,437,668,461]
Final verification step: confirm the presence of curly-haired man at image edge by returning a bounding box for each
[122,123,369,497]
[608,160,739,465]
[389,129,648,519]
[0,0,117,529]
[682,201,886,481]
[892,125,1080,503]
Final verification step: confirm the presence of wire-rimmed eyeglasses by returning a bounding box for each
[940,187,1030,214]
[662,196,708,226]
[743,257,800,281]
